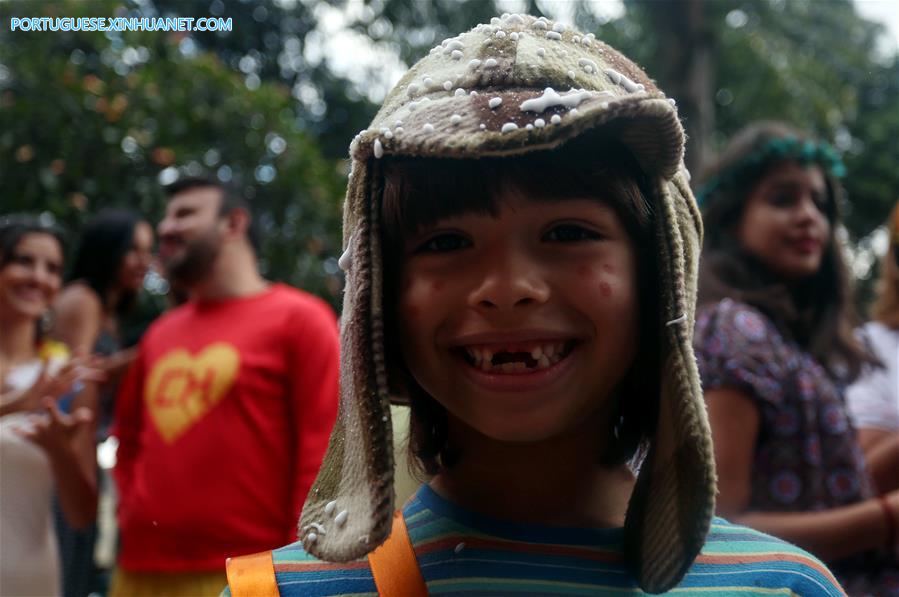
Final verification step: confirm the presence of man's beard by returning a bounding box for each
[163,230,221,287]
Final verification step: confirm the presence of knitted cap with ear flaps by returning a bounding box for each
[300,14,716,594]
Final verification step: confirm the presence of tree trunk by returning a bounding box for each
[638,0,715,174]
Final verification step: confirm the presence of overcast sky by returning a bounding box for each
[854,0,899,56]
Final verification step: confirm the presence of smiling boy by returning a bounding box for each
[225,15,845,596]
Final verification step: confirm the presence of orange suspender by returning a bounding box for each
[225,510,428,597]
[226,510,427,597]
[226,549,279,597]
[368,510,429,597]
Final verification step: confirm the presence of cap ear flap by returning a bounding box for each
[624,175,715,594]
[299,161,396,562]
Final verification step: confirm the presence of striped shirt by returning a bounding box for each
[238,484,845,596]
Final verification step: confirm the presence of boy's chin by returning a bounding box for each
[460,413,587,445]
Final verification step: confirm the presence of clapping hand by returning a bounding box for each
[1,354,105,417]
[91,348,137,389]
[14,397,93,457]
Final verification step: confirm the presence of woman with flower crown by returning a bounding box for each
[694,121,899,594]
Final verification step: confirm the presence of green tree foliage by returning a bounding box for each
[601,0,898,241]
[2,0,897,306]
[146,0,378,159]
[840,55,899,240]
[0,0,345,304]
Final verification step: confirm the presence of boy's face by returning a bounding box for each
[398,188,639,444]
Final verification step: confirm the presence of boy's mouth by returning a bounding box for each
[457,340,576,373]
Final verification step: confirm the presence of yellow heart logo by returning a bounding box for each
[145,343,240,443]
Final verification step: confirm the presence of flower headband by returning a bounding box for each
[695,136,846,206]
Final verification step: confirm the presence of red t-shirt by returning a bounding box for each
[113,284,339,572]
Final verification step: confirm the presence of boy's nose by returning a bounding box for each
[467,254,550,311]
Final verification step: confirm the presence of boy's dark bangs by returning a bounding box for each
[381,158,501,249]
[380,133,653,254]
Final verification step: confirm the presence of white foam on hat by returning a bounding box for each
[443,40,464,54]
[520,88,593,113]
[605,68,643,93]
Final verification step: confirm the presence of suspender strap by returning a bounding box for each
[226,550,279,597]
[368,510,428,597]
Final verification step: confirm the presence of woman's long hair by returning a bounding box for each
[67,209,144,315]
[696,121,875,381]
[871,202,899,328]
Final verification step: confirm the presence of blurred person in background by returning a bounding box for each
[51,208,154,597]
[847,201,899,496]
[0,215,101,596]
[693,122,899,594]
[110,176,339,596]
[54,209,154,434]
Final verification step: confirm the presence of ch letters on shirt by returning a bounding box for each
[144,342,240,443]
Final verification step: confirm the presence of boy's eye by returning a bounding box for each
[415,232,472,254]
[544,224,602,243]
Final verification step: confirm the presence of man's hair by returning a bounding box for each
[163,175,260,251]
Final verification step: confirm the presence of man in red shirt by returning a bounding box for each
[111,177,339,596]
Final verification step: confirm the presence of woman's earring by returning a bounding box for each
[612,414,626,441]
[40,309,55,335]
